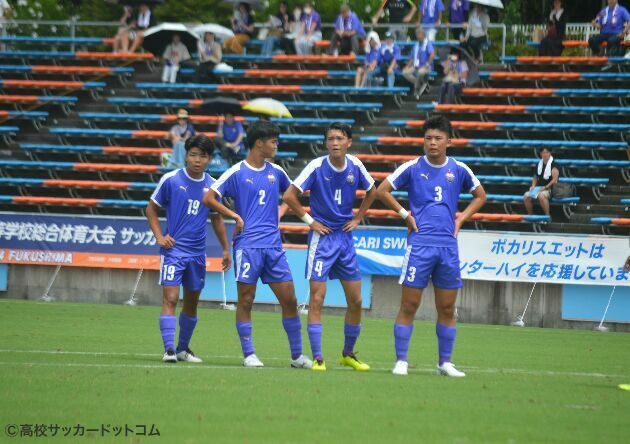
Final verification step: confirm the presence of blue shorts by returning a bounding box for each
[306,230,361,282]
[399,245,463,289]
[159,255,206,291]
[234,247,293,285]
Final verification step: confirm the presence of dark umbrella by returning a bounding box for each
[201,97,243,115]
[438,44,480,86]
[142,23,199,57]
[222,0,264,10]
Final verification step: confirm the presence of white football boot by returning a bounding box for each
[290,354,313,369]
[176,348,203,363]
[392,360,409,376]
[243,354,265,368]
[437,362,466,377]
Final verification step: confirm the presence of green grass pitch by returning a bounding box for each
[1,299,628,443]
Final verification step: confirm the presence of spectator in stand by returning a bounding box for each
[0,0,10,51]
[295,2,322,55]
[372,0,417,41]
[129,3,155,53]
[402,27,435,97]
[418,0,445,41]
[215,113,246,161]
[161,34,190,84]
[437,48,467,104]
[166,109,196,168]
[355,31,381,87]
[589,0,630,57]
[262,1,294,56]
[448,0,469,41]
[196,31,222,83]
[539,0,566,57]
[224,2,255,54]
[329,4,367,56]
[523,147,559,217]
[371,31,401,88]
[460,3,489,63]
[112,5,134,53]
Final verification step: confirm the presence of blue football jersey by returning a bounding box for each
[293,155,374,231]
[387,156,480,247]
[211,160,291,250]
[150,168,216,257]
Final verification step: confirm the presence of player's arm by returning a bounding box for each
[282,184,331,235]
[145,200,175,249]
[343,185,377,232]
[202,189,244,235]
[454,185,486,238]
[372,0,386,24]
[404,1,417,23]
[376,179,418,234]
[542,168,560,191]
[210,213,231,271]
[529,174,538,190]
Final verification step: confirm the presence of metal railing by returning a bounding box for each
[510,22,598,45]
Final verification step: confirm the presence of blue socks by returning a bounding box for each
[282,316,303,360]
[394,323,414,361]
[343,323,361,356]
[159,314,176,352]
[176,312,198,353]
[436,322,457,365]
[236,321,255,358]
[307,323,323,360]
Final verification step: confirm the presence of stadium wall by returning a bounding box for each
[3,264,629,332]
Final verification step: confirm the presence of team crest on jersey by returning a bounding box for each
[445,170,455,183]
[267,172,276,184]
[346,171,355,184]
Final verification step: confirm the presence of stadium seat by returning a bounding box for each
[135,82,410,94]
[417,103,630,114]
[0,64,134,75]
[0,79,105,89]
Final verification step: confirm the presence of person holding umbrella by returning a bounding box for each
[460,2,489,63]
[161,33,191,84]
[225,2,255,54]
[197,32,222,83]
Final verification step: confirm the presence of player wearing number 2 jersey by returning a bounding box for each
[203,120,312,370]
[146,135,231,364]
[376,115,486,377]
[283,123,376,372]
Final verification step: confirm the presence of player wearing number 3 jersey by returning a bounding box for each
[146,135,231,364]
[203,120,312,370]
[377,115,486,377]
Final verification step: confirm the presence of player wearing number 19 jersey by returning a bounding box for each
[376,115,486,377]
[146,135,231,364]
[283,123,376,372]
[204,120,312,369]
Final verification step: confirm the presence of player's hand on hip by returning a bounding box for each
[157,234,176,249]
[342,217,361,232]
[310,220,331,235]
[405,215,419,235]
[221,250,232,271]
[234,216,244,236]
[453,216,464,238]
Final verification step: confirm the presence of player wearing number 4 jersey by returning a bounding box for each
[377,115,487,377]
[284,123,377,372]
[146,135,231,364]
[203,120,312,369]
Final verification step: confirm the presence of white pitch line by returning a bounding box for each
[0,355,626,378]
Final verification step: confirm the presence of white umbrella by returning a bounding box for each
[243,98,292,118]
[469,0,504,9]
[192,24,235,41]
[142,23,199,56]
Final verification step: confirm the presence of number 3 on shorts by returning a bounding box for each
[406,266,416,282]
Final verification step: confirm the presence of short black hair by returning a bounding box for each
[247,120,280,148]
[539,146,552,153]
[422,115,452,138]
[325,122,352,139]
[185,134,213,155]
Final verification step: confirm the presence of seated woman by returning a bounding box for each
[262,1,293,56]
[112,5,134,54]
[438,49,468,104]
[197,31,222,83]
[161,34,190,84]
[128,3,155,53]
[355,31,380,88]
[539,0,566,57]
[224,3,254,54]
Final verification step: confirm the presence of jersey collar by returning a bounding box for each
[183,168,205,182]
[326,155,347,172]
[243,160,266,172]
[423,156,449,169]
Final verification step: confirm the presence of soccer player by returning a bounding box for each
[376,115,486,377]
[202,120,312,369]
[146,134,231,363]
[283,123,377,372]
